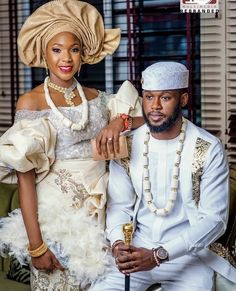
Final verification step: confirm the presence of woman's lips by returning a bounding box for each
[59,66,73,73]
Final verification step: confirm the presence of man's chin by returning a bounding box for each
[147,119,176,133]
[148,120,165,128]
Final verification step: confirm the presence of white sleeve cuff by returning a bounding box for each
[107,227,124,246]
[163,236,188,261]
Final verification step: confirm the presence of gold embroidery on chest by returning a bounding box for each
[209,242,236,268]
[53,169,89,209]
[192,137,211,206]
[120,136,133,177]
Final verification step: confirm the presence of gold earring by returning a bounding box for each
[77,64,81,77]
[43,57,48,75]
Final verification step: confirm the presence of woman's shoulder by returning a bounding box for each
[82,86,114,105]
[82,86,100,101]
[16,84,46,111]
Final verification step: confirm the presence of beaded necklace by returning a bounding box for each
[142,117,187,216]
[44,77,88,131]
[47,78,77,106]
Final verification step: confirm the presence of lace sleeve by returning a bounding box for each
[15,109,50,122]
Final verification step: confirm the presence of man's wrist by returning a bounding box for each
[152,247,169,265]
[111,240,123,254]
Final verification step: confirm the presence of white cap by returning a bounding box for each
[141,62,189,91]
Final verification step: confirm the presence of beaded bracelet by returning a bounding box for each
[28,241,48,258]
[152,248,160,266]
[118,114,132,131]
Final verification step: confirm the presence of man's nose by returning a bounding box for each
[151,97,162,110]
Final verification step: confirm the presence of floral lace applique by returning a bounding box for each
[31,268,85,291]
[53,169,89,209]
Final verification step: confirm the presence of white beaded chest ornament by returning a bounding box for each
[44,77,89,131]
[143,117,187,216]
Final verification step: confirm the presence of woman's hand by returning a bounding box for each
[96,117,124,158]
[32,249,65,273]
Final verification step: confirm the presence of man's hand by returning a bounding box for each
[113,243,158,275]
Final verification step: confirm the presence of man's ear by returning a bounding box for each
[181,93,188,107]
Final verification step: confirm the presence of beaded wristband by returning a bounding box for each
[119,114,132,131]
[152,248,160,266]
[28,241,48,258]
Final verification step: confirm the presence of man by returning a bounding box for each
[90,62,235,291]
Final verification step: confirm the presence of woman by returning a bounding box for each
[0,0,142,290]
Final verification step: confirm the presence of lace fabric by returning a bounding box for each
[14,91,112,160]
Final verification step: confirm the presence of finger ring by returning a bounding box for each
[108,137,113,142]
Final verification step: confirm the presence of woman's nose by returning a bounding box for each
[62,51,72,62]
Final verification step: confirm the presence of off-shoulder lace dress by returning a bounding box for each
[15,91,111,160]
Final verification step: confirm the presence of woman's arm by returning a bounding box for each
[17,170,64,272]
[17,170,43,248]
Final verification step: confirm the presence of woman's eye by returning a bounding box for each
[71,47,80,53]
[145,95,153,100]
[52,48,61,53]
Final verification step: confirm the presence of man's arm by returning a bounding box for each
[163,141,229,260]
[106,159,137,245]
[114,141,229,275]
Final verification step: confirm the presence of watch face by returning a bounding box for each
[156,247,168,260]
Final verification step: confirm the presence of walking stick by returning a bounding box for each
[122,223,133,291]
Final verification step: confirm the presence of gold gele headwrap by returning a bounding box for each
[17,0,121,67]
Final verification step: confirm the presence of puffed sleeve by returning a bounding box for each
[107,80,142,118]
[0,118,57,184]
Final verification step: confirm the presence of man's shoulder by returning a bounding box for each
[186,119,221,147]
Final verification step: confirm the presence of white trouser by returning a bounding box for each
[89,236,214,291]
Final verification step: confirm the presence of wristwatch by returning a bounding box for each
[154,247,169,263]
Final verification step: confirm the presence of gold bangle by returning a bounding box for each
[28,241,48,258]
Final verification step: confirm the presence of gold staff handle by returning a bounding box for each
[122,223,133,246]
[122,223,134,291]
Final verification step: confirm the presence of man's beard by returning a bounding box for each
[142,103,181,133]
